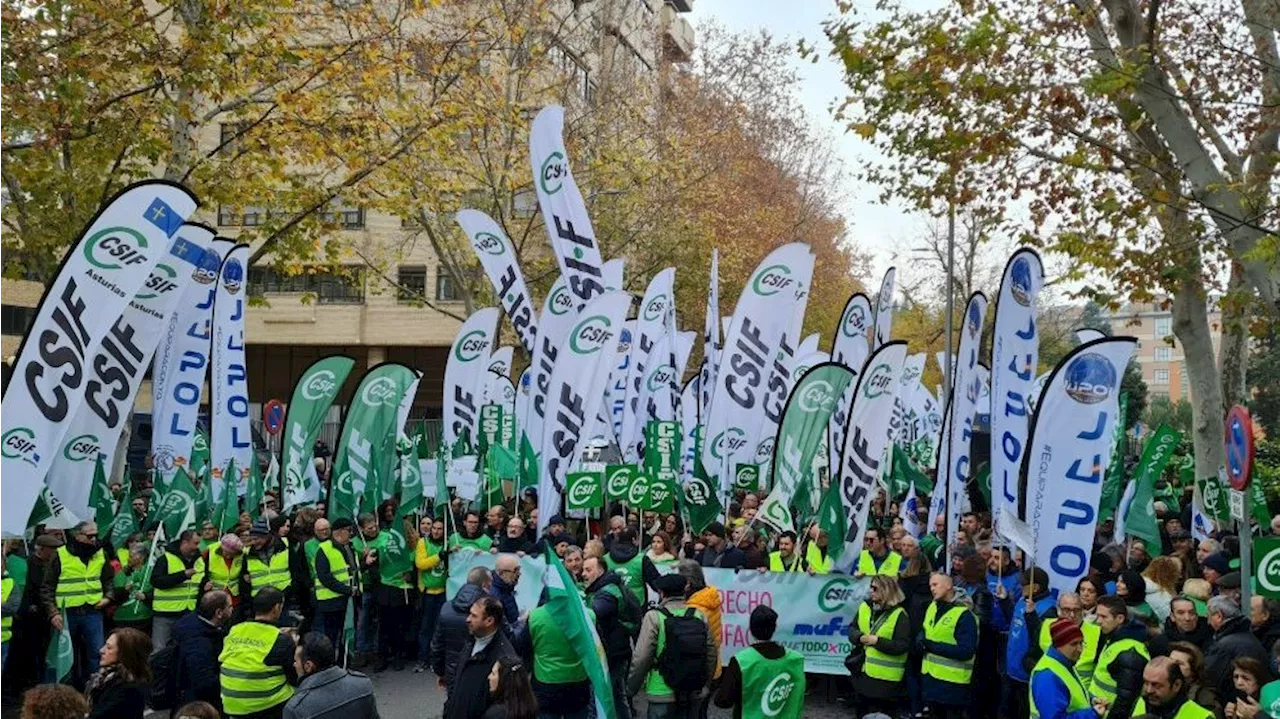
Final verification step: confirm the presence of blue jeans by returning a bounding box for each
[67,611,104,680]
[417,592,445,663]
[357,592,377,654]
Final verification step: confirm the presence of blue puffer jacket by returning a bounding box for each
[987,571,1021,632]
[1006,593,1056,683]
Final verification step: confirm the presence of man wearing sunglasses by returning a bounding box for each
[49,521,115,689]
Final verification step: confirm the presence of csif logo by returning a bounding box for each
[455,330,488,362]
[798,379,835,413]
[221,257,244,295]
[646,364,675,392]
[651,481,671,505]
[62,434,100,462]
[626,473,650,506]
[84,227,150,271]
[474,232,506,256]
[2,427,39,465]
[569,315,613,355]
[761,672,798,717]
[334,469,354,498]
[135,263,179,300]
[1010,256,1034,307]
[642,294,668,322]
[192,433,208,453]
[752,264,794,297]
[549,285,574,316]
[817,576,860,612]
[1064,352,1117,405]
[606,467,633,497]
[302,369,339,401]
[361,376,402,408]
[862,363,894,399]
[158,488,194,524]
[1257,541,1280,594]
[842,304,868,337]
[540,151,567,195]
[685,476,712,504]
[710,427,746,460]
[568,473,599,506]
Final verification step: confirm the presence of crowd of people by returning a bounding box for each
[2,468,1279,719]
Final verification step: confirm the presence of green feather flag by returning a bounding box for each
[88,454,117,530]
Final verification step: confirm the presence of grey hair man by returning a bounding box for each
[1204,595,1270,700]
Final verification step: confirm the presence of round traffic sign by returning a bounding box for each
[263,399,286,436]
[1224,405,1254,491]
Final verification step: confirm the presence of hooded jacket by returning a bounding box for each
[585,570,633,663]
[686,585,724,680]
[431,583,488,682]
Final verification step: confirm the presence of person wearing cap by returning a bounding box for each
[2,533,60,695]
[696,522,747,570]
[244,518,293,612]
[714,605,804,719]
[1217,571,1243,605]
[1130,656,1216,719]
[854,527,902,578]
[150,528,208,653]
[918,573,979,718]
[208,534,245,611]
[1030,618,1106,719]
[312,518,358,656]
[1201,552,1230,588]
[1090,595,1149,716]
[627,572,718,718]
[1204,596,1269,703]
[1005,567,1057,719]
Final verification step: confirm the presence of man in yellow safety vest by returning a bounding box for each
[1029,618,1107,719]
[50,521,115,685]
[244,518,292,608]
[763,531,805,573]
[855,528,902,577]
[219,587,297,719]
[150,529,209,652]
[919,573,978,719]
[1130,656,1215,719]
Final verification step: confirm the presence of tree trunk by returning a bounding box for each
[1218,263,1251,409]
[1171,275,1225,483]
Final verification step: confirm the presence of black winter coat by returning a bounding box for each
[847,604,911,700]
[1204,615,1269,701]
[171,611,226,711]
[585,571,633,663]
[443,630,516,719]
[432,584,488,681]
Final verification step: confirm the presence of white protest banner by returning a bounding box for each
[945,293,988,565]
[151,236,237,488]
[210,244,253,496]
[872,266,896,349]
[443,308,498,448]
[457,209,538,354]
[524,276,575,454]
[991,249,1044,538]
[604,321,635,445]
[601,258,624,293]
[620,268,675,462]
[829,293,873,486]
[530,105,605,306]
[46,224,214,521]
[537,291,631,533]
[1025,337,1137,593]
[837,341,908,563]
[703,243,813,493]
[488,346,514,379]
[679,375,700,484]
[699,248,720,415]
[1,181,197,534]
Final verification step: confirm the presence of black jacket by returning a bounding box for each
[86,669,147,719]
[314,541,356,613]
[150,541,203,616]
[585,570,633,663]
[432,584,488,681]
[847,605,911,699]
[1254,616,1280,654]
[496,536,535,555]
[171,611,225,711]
[697,543,747,570]
[1100,619,1151,719]
[1148,615,1213,656]
[443,630,516,719]
[1204,615,1269,701]
[714,641,787,719]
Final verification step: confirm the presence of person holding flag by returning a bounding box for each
[49,521,116,688]
[312,518,358,655]
[109,546,153,635]
[149,529,208,653]
[244,519,293,615]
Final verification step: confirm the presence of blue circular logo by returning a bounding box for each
[967,300,982,335]
[1010,257,1034,306]
[1064,352,1117,405]
[221,258,244,295]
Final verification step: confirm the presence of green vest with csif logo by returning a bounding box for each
[737,646,805,719]
[605,552,645,601]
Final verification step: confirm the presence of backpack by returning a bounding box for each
[147,643,178,710]
[608,581,643,638]
[655,606,709,694]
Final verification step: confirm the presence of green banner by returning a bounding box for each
[479,404,503,453]
[191,428,210,479]
[625,472,651,509]
[733,464,759,492]
[1255,537,1280,599]
[331,363,419,522]
[1098,393,1129,522]
[683,456,723,534]
[566,471,604,510]
[108,482,139,548]
[605,464,638,502]
[769,363,856,516]
[282,356,356,509]
[156,467,199,538]
[397,433,423,518]
[215,461,239,533]
[87,455,116,530]
[1122,424,1181,546]
[1198,473,1230,524]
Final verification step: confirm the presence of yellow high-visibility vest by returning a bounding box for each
[921,602,975,685]
[55,546,106,609]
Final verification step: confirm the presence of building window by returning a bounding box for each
[1153,369,1170,385]
[436,266,461,302]
[1154,346,1172,362]
[218,122,249,157]
[218,206,270,227]
[248,267,365,304]
[398,266,426,303]
[1154,316,1172,338]
[320,205,364,230]
[0,305,37,336]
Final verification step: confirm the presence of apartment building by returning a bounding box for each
[1107,301,1223,404]
[1,0,693,433]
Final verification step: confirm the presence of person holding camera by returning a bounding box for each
[847,574,911,718]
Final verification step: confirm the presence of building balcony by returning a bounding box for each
[661,4,694,62]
